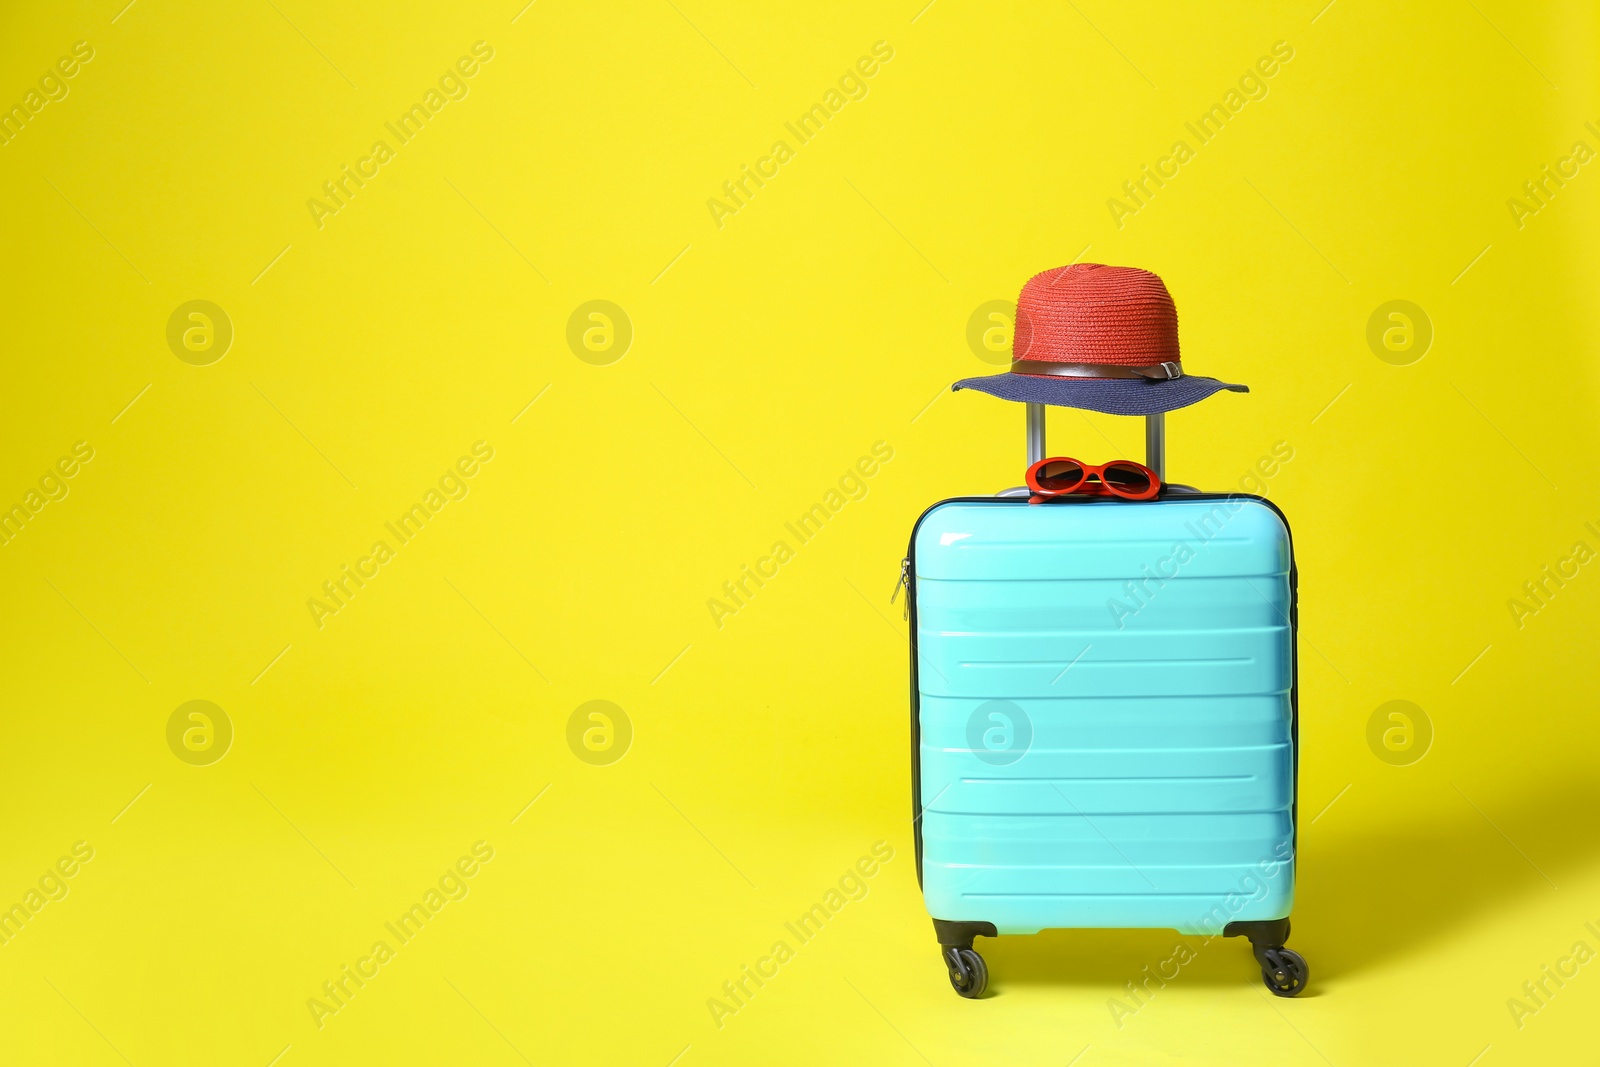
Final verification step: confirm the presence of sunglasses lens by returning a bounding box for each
[1103,464,1152,493]
[1036,460,1084,490]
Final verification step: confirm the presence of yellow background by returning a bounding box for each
[3,1,1599,1063]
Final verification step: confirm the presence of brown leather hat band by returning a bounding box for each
[1010,359,1183,381]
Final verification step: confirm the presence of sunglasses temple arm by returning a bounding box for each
[1145,413,1165,481]
[1026,402,1046,466]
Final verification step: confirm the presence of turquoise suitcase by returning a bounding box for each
[902,409,1307,997]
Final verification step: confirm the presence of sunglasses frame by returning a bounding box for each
[1025,456,1162,502]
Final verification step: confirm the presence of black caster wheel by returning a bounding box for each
[1259,947,1309,997]
[942,946,988,998]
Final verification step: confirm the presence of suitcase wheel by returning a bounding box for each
[942,945,988,999]
[1258,947,1309,997]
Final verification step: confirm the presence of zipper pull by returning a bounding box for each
[891,558,910,619]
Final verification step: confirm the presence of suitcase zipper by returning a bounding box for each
[891,557,910,620]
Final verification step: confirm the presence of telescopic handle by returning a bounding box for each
[1144,412,1166,480]
[1025,403,1046,465]
[1024,403,1166,479]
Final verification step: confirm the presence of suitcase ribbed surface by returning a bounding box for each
[913,497,1295,935]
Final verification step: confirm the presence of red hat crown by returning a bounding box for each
[1013,263,1180,367]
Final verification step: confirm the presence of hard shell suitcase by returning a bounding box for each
[902,407,1307,997]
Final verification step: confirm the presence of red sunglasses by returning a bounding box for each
[1026,456,1162,502]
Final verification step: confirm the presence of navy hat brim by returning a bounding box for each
[951,372,1248,416]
